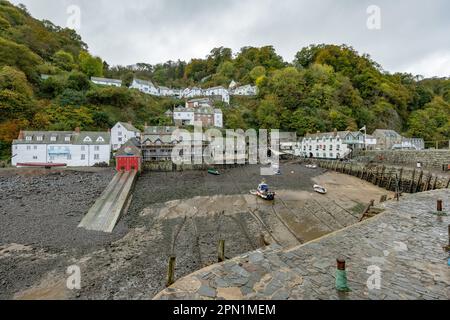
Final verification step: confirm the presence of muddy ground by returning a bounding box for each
[0,163,392,300]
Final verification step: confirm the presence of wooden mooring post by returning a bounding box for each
[432,176,438,190]
[218,240,225,262]
[409,169,416,193]
[398,168,404,193]
[423,174,432,192]
[166,256,176,287]
[415,171,424,193]
[378,166,386,187]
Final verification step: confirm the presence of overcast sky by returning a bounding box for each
[10,0,450,77]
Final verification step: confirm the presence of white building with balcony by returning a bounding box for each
[12,130,111,167]
[300,131,364,159]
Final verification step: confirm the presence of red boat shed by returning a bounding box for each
[115,140,142,172]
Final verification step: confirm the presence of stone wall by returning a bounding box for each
[356,150,450,169]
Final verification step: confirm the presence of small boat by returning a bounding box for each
[306,164,318,169]
[313,184,327,194]
[250,181,276,201]
[208,168,220,175]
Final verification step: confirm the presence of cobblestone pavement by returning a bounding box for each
[154,190,450,300]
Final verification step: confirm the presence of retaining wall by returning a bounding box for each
[356,150,450,170]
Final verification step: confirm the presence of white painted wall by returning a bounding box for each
[111,123,140,151]
[12,144,111,167]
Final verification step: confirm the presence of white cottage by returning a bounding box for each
[231,84,258,96]
[173,106,195,126]
[130,78,160,96]
[159,86,175,97]
[111,122,141,151]
[204,86,230,104]
[12,129,111,167]
[91,77,122,87]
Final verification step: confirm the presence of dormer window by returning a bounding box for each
[36,136,43,141]
[26,136,32,141]
[96,137,104,142]
[84,136,92,143]
[65,136,71,142]
[50,136,57,142]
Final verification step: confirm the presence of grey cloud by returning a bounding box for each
[10,0,450,77]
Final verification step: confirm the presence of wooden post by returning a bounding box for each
[379,166,386,187]
[387,172,393,191]
[374,167,379,185]
[166,256,176,287]
[398,168,404,192]
[432,176,438,190]
[380,195,388,203]
[446,177,450,189]
[409,169,416,193]
[395,173,400,201]
[437,200,443,212]
[218,240,225,262]
[423,174,432,192]
[415,171,423,193]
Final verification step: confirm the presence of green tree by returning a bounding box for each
[79,51,103,78]
[52,50,74,71]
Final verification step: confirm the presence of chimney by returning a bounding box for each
[18,130,24,140]
[75,127,80,133]
[144,122,148,130]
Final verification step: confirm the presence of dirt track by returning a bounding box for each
[0,163,392,300]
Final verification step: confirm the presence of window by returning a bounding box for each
[37,136,43,141]
[94,154,100,160]
[337,145,340,151]
[26,136,32,141]
[27,146,31,150]
[50,155,55,161]
[94,146,100,151]
[118,131,122,136]
[83,137,92,143]
[65,136,71,142]
[81,154,86,160]
[118,138,122,142]
[81,146,85,151]
[97,137,104,142]
[330,153,334,158]
[50,136,57,142]
[67,154,72,160]
[33,156,38,160]
[329,145,333,151]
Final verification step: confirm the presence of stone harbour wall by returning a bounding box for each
[356,150,450,170]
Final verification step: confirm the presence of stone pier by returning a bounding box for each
[154,190,450,300]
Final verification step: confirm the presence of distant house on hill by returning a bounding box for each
[204,86,230,104]
[130,78,160,96]
[111,122,141,151]
[159,86,175,97]
[91,77,122,87]
[186,98,213,109]
[231,84,258,96]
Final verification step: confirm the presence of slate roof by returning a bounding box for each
[115,138,142,156]
[117,122,140,133]
[13,131,111,145]
[91,77,122,85]
[133,78,156,87]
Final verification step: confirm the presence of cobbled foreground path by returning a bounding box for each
[155,190,450,300]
